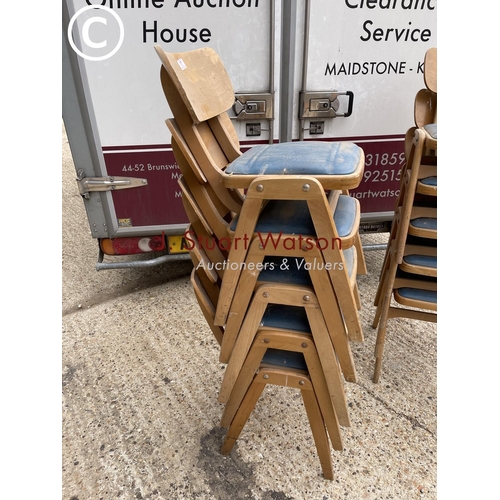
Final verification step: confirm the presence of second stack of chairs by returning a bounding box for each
[371,47,437,383]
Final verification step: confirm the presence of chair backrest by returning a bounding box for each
[155,46,235,123]
[414,47,437,129]
[424,47,437,94]
[414,89,437,129]
[158,53,243,214]
[177,174,228,281]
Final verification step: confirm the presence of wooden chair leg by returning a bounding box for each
[301,387,334,480]
[220,375,266,455]
[305,308,350,427]
[372,301,382,329]
[214,197,264,326]
[308,266,358,379]
[373,296,391,384]
[218,298,268,404]
[354,232,367,275]
[372,263,391,328]
[220,339,267,427]
[353,282,361,310]
[372,248,399,383]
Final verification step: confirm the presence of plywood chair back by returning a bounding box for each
[191,268,224,347]
[172,133,235,244]
[155,45,234,124]
[156,49,243,214]
[414,88,437,129]
[414,47,437,152]
[178,177,229,284]
[414,52,437,129]
[424,47,437,94]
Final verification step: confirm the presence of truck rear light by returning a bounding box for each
[99,234,166,255]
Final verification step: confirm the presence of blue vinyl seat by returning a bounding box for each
[225,140,361,176]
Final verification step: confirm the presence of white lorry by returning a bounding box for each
[62,0,436,270]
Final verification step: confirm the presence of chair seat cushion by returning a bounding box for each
[403,254,437,268]
[262,348,307,371]
[410,217,437,231]
[261,304,310,332]
[424,123,437,139]
[420,176,437,186]
[225,141,362,176]
[230,195,357,238]
[260,305,309,371]
[395,287,437,304]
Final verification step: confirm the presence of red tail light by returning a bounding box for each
[99,234,166,255]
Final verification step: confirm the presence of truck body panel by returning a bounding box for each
[62,0,436,268]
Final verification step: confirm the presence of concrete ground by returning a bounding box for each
[62,125,437,500]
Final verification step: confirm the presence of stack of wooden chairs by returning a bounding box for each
[371,47,437,383]
[155,45,368,479]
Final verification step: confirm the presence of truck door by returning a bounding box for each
[287,0,437,228]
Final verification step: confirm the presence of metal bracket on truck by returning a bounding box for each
[76,169,148,198]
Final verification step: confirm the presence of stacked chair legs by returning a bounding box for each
[155,45,368,479]
[189,249,344,480]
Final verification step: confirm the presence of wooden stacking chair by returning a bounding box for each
[371,127,437,383]
[154,46,367,344]
[220,326,342,481]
